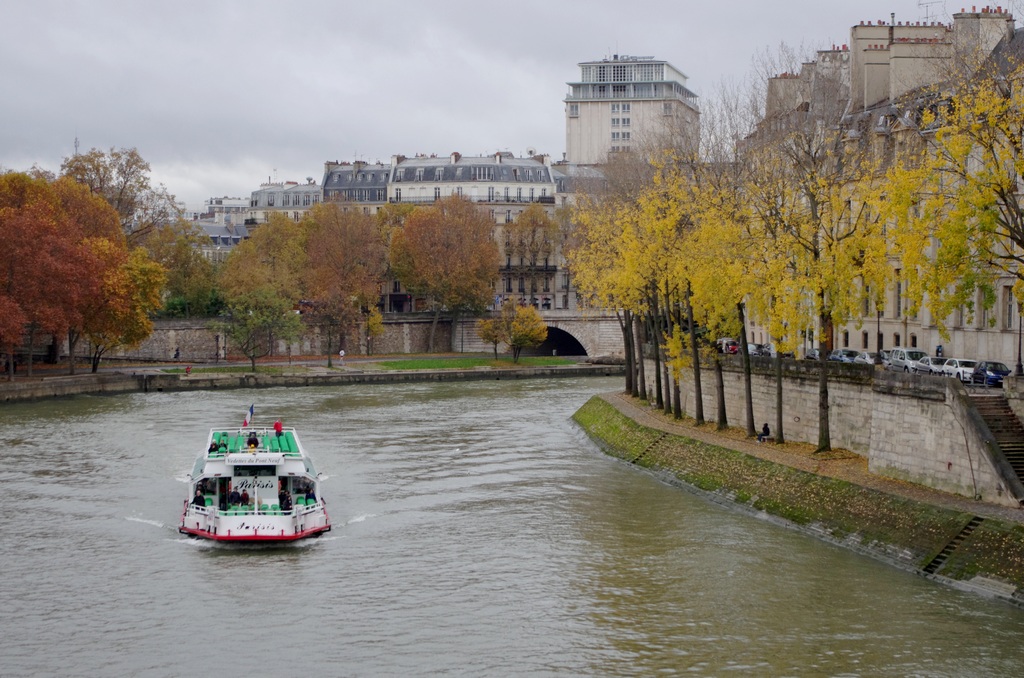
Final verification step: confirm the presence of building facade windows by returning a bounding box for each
[1004,287,1015,329]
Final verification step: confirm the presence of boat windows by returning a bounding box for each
[233,465,276,477]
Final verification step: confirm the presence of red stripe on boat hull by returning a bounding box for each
[178,524,331,542]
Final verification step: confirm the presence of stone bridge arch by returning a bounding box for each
[452,313,623,358]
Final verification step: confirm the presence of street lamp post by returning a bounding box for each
[1016,305,1023,376]
[875,310,882,365]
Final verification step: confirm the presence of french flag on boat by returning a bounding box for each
[242,403,254,427]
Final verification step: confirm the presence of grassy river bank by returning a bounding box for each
[573,394,1024,607]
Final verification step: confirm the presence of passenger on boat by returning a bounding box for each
[192,489,206,507]
[247,432,259,448]
[274,419,283,437]
[228,487,241,505]
[240,489,250,507]
[218,442,228,453]
[281,493,293,511]
[208,440,219,453]
[305,488,316,504]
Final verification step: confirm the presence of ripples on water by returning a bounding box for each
[1,377,1023,676]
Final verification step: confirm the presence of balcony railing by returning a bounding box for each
[389,195,555,205]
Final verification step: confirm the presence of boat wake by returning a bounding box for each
[346,513,375,525]
[125,515,167,529]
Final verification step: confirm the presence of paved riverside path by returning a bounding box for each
[601,391,1024,526]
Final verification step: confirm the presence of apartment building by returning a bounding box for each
[564,54,700,164]
[752,6,1024,366]
[322,161,390,215]
[247,178,321,225]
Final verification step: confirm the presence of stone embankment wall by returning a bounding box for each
[74,316,451,363]
[644,357,1022,507]
[0,364,624,402]
[573,396,1024,607]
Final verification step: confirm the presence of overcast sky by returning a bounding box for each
[0,0,998,210]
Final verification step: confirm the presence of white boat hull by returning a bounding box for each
[179,502,331,542]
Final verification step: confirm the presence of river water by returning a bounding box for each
[2,376,1023,676]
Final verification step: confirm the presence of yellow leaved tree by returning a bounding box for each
[879,57,1024,337]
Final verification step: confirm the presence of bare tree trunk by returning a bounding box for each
[738,303,755,437]
[774,352,785,444]
[4,342,14,381]
[672,299,683,420]
[25,323,36,378]
[663,358,672,415]
[817,309,832,452]
[648,288,664,410]
[67,329,79,376]
[634,315,647,401]
[661,283,672,415]
[714,354,727,430]
[685,282,704,425]
[618,310,634,396]
[428,306,441,353]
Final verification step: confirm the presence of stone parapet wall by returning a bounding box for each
[0,363,624,402]
[649,357,1020,507]
[81,316,452,363]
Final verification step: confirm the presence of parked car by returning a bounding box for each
[887,348,928,372]
[879,350,892,367]
[972,360,1012,387]
[764,343,795,359]
[747,343,768,357]
[941,358,977,383]
[828,348,860,363]
[853,351,879,365]
[717,338,739,355]
[804,348,822,361]
[914,355,945,374]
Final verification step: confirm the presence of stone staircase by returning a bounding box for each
[632,432,667,464]
[970,392,1024,485]
[922,516,985,575]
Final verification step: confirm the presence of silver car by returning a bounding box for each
[888,348,929,372]
[914,355,945,374]
[853,351,879,365]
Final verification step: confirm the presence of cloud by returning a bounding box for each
[1,0,943,207]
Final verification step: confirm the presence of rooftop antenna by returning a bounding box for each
[917,0,943,22]
[74,135,79,156]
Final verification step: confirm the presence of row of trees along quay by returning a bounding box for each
[565,42,1024,453]
[1,149,559,378]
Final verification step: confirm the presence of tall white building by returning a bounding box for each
[564,55,700,164]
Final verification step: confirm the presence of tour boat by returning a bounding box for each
[179,424,331,542]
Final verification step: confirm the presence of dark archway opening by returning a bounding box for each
[521,326,588,357]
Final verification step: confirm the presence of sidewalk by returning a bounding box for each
[602,391,1024,526]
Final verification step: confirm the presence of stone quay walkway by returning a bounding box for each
[601,391,1024,526]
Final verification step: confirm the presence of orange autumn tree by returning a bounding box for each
[0,174,109,378]
[78,240,166,372]
[302,203,388,364]
[389,196,500,351]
